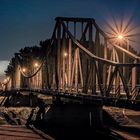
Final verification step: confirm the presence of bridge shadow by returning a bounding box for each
[1,91,140,139]
[30,104,127,140]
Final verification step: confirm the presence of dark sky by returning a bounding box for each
[0,0,140,61]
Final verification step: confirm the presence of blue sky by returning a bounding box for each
[0,0,140,80]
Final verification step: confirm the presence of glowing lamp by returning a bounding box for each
[118,35,123,40]
[64,52,68,57]
[22,68,26,72]
[4,79,7,83]
[34,62,39,67]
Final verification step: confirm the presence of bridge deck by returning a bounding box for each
[10,89,140,111]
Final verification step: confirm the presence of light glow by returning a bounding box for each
[34,62,39,67]
[4,79,7,83]
[118,35,123,40]
[105,15,140,47]
[22,68,26,72]
[64,52,68,57]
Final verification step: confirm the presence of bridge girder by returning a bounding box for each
[5,17,140,101]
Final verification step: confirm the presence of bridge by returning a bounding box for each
[3,17,140,109]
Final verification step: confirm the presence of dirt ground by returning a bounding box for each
[0,91,140,139]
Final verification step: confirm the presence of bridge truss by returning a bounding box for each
[4,17,140,102]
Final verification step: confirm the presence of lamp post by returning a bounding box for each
[117,34,129,76]
[33,62,39,89]
[63,52,68,89]
[21,67,27,89]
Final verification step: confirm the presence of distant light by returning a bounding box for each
[64,52,68,57]
[118,35,123,40]
[22,68,26,72]
[34,62,39,67]
[3,77,10,84]
[4,79,7,83]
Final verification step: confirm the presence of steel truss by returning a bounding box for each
[7,17,140,101]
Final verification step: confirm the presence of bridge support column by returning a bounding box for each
[57,20,61,90]
[91,104,103,128]
[103,39,107,95]
[68,39,72,89]
[15,65,21,89]
[132,59,137,92]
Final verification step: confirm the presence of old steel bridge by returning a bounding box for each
[3,17,140,109]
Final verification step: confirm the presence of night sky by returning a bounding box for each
[0,0,140,78]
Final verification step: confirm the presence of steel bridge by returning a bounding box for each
[3,17,140,109]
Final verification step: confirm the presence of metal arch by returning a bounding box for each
[61,21,118,65]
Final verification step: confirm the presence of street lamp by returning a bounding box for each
[64,52,68,57]
[117,34,130,53]
[33,62,40,89]
[117,35,123,40]
[117,34,130,79]
[22,68,26,73]
[117,34,129,50]
[4,79,7,83]
[34,62,39,68]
